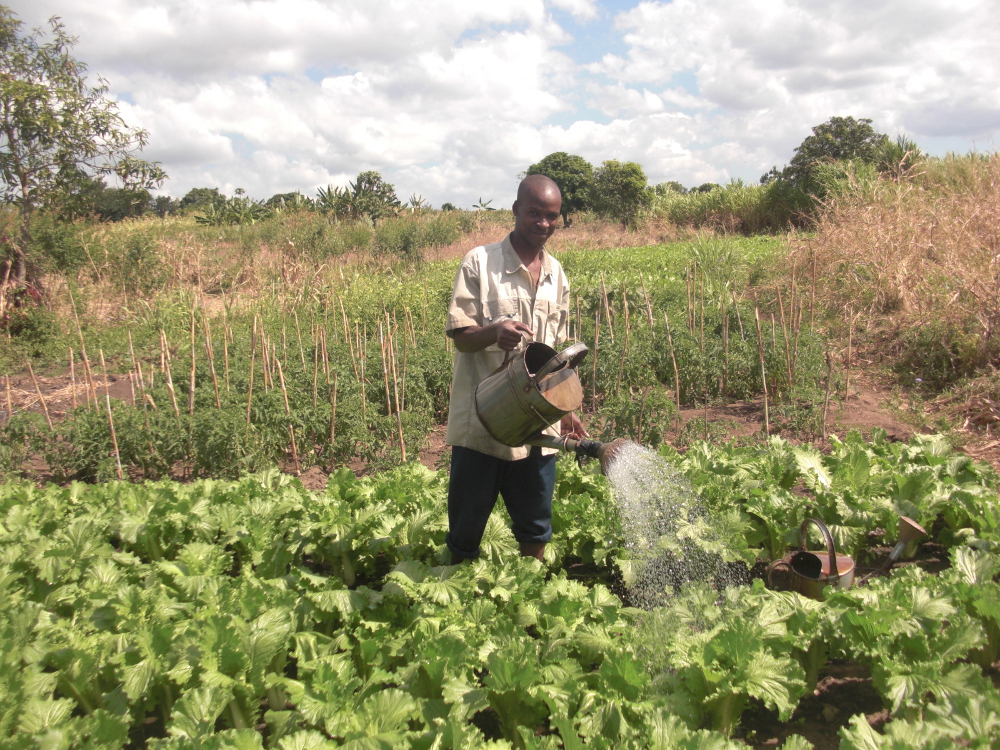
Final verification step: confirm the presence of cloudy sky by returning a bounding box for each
[9,0,999,208]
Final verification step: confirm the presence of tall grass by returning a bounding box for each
[805,153,1000,387]
[649,179,813,234]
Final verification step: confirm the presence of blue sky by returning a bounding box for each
[9,0,999,208]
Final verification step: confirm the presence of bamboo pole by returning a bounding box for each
[127,331,139,405]
[575,293,582,343]
[338,295,350,341]
[754,299,770,436]
[616,284,630,396]
[25,361,53,431]
[422,280,428,334]
[69,348,77,410]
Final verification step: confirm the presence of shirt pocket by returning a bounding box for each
[533,299,566,347]
[484,296,520,352]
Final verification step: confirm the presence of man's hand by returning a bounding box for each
[560,412,588,439]
[495,320,533,351]
[450,320,533,353]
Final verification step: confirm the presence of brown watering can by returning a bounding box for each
[766,519,855,600]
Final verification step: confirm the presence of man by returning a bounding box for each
[444,174,587,564]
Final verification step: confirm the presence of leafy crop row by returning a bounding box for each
[2,433,999,748]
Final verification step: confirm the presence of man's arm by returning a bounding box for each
[449,320,533,353]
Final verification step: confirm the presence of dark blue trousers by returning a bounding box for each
[445,445,556,560]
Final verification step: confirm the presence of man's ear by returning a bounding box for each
[511,199,519,214]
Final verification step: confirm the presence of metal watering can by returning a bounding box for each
[766,519,856,600]
[475,341,628,474]
[766,516,928,600]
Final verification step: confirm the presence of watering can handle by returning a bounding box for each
[800,518,840,581]
[533,342,589,382]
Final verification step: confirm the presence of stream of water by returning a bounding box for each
[603,441,742,609]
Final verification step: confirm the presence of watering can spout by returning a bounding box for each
[523,435,632,476]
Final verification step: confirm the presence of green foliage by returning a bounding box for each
[0,8,165,284]
[526,152,594,225]
[590,160,650,228]
[764,116,890,193]
[316,171,401,223]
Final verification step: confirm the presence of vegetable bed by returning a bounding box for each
[1,431,999,749]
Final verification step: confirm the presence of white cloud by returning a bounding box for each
[4,0,997,204]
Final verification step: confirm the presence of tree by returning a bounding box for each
[589,160,650,228]
[0,9,166,286]
[316,171,400,222]
[179,187,222,212]
[761,116,889,190]
[526,152,594,226]
[653,181,687,196]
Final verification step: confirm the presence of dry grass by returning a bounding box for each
[804,154,1000,328]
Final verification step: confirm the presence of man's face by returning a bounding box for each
[511,189,561,252]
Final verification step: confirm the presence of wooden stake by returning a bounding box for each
[312,328,320,408]
[160,330,180,417]
[105,393,123,480]
[246,320,256,425]
[845,307,854,402]
[25,361,53,431]
[379,322,393,415]
[69,348,77,410]
[328,371,338,471]
[592,310,600,409]
[810,248,817,334]
[389,323,406,462]
[639,273,655,329]
[575,294,582,343]
[188,306,196,415]
[204,322,221,409]
[321,328,331,386]
[600,272,614,344]
[99,349,111,401]
[664,312,681,437]
[294,310,306,369]
[731,290,745,340]
[777,289,793,394]
[274,357,300,473]
[822,350,834,441]
[222,323,231,393]
[4,374,11,425]
[754,299,770,436]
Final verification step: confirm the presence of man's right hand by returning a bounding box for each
[494,320,533,351]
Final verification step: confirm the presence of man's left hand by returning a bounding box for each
[560,412,588,439]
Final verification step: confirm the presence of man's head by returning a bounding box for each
[511,174,561,253]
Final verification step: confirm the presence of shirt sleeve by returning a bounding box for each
[446,255,481,333]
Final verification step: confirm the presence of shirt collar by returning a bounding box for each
[502,233,554,280]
